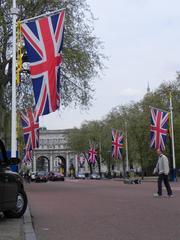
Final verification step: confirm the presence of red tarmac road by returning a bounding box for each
[25,179,180,240]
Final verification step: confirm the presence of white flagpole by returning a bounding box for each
[149,106,168,113]
[169,92,176,181]
[125,121,129,173]
[11,0,18,157]
[21,8,65,24]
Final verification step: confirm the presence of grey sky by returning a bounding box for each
[40,0,180,129]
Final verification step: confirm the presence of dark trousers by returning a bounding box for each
[158,174,172,196]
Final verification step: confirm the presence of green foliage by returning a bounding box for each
[68,78,180,175]
[0,0,105,138]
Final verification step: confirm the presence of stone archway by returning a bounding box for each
[55,156,67,176]
[36,156,50,172]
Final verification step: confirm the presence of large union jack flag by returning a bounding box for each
[21,10,65,116]
[22,149,33,163]
[150,107,169,150]
[112,129,123,160]
[88,146,97,164]
[20,108,39,150]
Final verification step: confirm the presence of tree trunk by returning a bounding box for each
[0,108,5,140]
[96,155,102,178]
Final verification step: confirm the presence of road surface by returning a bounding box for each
[25,179,180,240]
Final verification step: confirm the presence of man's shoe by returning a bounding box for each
[153,193,162,198]
[168,194,174,198]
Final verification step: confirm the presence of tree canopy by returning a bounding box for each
[68,77,180,176]
[0,0,105,140]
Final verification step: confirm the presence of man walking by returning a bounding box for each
[153,149,173,197]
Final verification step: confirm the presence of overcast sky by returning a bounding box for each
[40,0,180,130]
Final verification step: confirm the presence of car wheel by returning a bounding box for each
[3,189,28,218]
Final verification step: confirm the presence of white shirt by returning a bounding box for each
[153,154,169,175]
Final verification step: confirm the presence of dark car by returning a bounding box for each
[48,172,64,181]
[0,139,28,218]
[35,171,48,182]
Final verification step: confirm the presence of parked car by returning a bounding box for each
[90,173,101,180]
[0,139,28,218]
[76,172,86,179]
[35,171,48,182]
[48,172,64,181]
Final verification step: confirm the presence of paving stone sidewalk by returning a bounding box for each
[0,207,36,240]
[0,215,24,240]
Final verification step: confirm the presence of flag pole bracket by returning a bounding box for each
[11,7,19,15]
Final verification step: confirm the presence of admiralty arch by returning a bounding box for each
[31,128,89,176]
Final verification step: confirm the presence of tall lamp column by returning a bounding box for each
[169,92,176,182]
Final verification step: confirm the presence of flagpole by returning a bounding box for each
[125,121,129,174]
[11,0,18,157]
[21,8,65,24]
[99,138,102,178]
[169,92,176,181]
[149,106,168,113]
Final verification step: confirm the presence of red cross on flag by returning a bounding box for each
[20,108,39,150]
[88,146,97,164]
[112,129,123,160]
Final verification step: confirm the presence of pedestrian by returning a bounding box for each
[153,149,173,198]
[25,170,31,183]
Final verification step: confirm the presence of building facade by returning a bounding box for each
[32,129,89,176]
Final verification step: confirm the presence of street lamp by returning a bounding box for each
[169,92,176,182]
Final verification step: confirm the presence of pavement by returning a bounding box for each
[0,176,179,240]
[0,206,36,240]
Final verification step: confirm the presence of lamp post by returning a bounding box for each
[107,150,111,178]
[11,0,18,157]
[169,92,176,182]
[125,121,129,175]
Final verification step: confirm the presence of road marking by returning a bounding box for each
[66,179,79,183]
[42,227,49,231]
[172,187,180,191]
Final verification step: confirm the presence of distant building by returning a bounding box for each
[147,81,150,94]
[32,129,89,176]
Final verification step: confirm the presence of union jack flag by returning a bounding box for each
[22,149,33,163]
[20,108,39,150]
[78,154,85,167]
[88,146,97,164]
[112,129,123,159]
[150,107,169,150]
[21,10,65,116]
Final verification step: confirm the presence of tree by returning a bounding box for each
[68,120,105,175]
[0,0,105,139]
[68,77,180,177]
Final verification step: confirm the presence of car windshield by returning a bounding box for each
[37,172,46,176]
[55,172,63,176]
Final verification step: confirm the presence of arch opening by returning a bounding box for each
[54,156,67,176]
[36,156,50,172]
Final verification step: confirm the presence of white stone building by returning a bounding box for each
[31,128,89,176]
